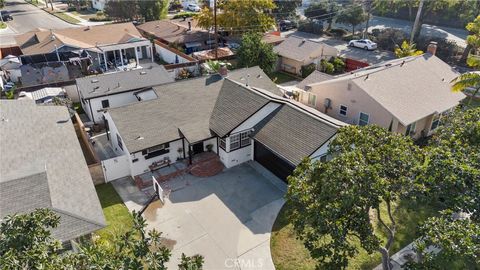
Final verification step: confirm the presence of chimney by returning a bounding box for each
[188,21,191,31]
[218,63,228,77]
[427,41,437,55]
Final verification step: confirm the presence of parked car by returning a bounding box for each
[0,10,13,21]
[279,20,296,31]
[186,3,201,12]
[348,39,377,50]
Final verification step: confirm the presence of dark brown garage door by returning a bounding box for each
[254,141,295,182]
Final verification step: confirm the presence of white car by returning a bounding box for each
[186,3,201,12]
[348,39,377,50]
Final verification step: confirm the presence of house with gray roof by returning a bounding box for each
[274,35,339,76]
[296,50,465,139]
[103,66,344,181]
[0,100,106,243]
[76,65,174,123]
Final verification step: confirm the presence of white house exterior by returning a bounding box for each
[76,66,173,123]
[92,0,107,10]
[103,67,344,181]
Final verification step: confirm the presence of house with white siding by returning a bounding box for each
[76,66,173,123]
[103,66,345,181]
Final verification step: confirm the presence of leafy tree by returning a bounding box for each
[287,125,422,270]
[204,60,232,74]
[195,0,276,34]
[273,0,301,20]
[104,0,138,21]
[237,32,277,74]
[407,211,480,269]
[0,209,204,270]
[452,16,480,104]
[335,4,367,35]
[304,0,338,30]
[0,209,66,270]
[301,63,316,78]
[394,40,423,58]
[410,108,480,268]
[138,0,168,22]
[319,59,334,74]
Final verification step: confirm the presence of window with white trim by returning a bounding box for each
[240,131,251,147]
[358,112,369,126]
[219,137,226,150]
[230,134,240,151]
[339,105,348,116]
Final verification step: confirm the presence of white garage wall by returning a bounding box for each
[155,44,191,64]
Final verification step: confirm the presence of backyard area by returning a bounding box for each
[269,71,299,84]
[94,183,133,242]
[270,199,441,270]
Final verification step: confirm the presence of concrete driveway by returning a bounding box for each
[112,162,286,270]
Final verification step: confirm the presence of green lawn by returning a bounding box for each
[268,71,299,84]
[95,183,133,242]
[271,200,440,270]
[52,12,81,24]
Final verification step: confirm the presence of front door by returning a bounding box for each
[192,142,204,155]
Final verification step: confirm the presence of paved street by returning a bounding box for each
[335,16,468,48]
[0,0,75,46]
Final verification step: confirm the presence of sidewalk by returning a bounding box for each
[33,0,108,26]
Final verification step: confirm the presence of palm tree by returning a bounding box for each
[394,40,423,58]
[451,72,480,105]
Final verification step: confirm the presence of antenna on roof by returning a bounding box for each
[106,87,111,92]
[364,74,369,80]
[400,60,405,67]
[301,39,306,44]
[241,74,251,87]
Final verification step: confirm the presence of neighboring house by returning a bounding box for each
[0,100,106,244]
[296,51,465,139]
[137,20,215,54]
[18,87,66,104]
[15,23,154,73]
[92,0,107,10]
[0,55,22,83]
[76,66,174,123]
[274,35,339,76]
[103,66,344,181]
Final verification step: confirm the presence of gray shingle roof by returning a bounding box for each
[76,66,174,99]
[107,67,280,152]
[253,105,339,165]
[0,100,106,241]
[273,35,336,62]
[296,70,333,90]
[209,79,270,137]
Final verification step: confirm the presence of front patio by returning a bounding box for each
[134,152,225,190]
[110,162,287,270]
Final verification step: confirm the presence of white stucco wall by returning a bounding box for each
[103,112,130,157]
[86,91,152,123]
[129,139,185,176]
[92,0,107,10]
[217,138,253,168]
[155,44,192,64]
[202,137,218,153]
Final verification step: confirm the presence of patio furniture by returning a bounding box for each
[149,157,171,171]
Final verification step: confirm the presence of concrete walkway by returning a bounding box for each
[111,163,286,269]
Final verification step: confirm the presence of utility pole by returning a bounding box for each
[410,0,424,44]
[214,0,218,60]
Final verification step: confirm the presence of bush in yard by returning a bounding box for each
[330,57,345,73]
[301,63,316,78]
[320,59,334,74]
[417,36,460,63]
[374,28,408,51]
[173,11,195,19]
[328,28,347,37]
[67,6,76,12]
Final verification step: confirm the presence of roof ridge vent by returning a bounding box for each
[140,71,147,75]
[91,79,99,83]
